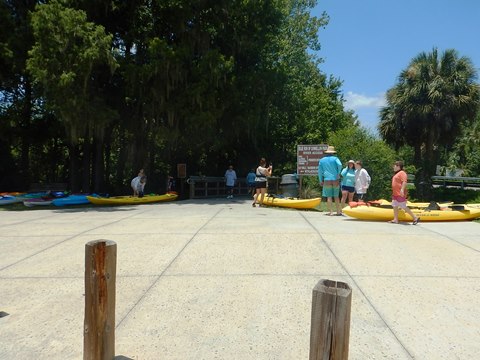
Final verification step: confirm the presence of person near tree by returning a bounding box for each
[246,168,256,196]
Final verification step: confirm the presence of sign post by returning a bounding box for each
[177,163,187,179]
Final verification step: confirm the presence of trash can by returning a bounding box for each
[280,174,299,198]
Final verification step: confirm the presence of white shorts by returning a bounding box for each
[392,199,408,209]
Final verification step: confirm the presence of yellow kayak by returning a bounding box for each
[259,195,321,209]
[343,203,480,222]
[362,199,453,208]
[87,193,178,205]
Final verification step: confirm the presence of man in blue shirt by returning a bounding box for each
[318,146,343,215]
[225,165,237,199]
[246,169,256,196]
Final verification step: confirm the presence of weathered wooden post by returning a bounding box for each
[188,178,195,199]
[84,240,117,360]
[309,279,352,360]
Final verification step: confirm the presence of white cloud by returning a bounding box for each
[344,91,386,111]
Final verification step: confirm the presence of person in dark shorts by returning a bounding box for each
[252,158,272,207]
[354,160,371,201]
[246,169,256,196]
[340,160,356,209]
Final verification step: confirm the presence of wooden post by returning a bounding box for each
[178,177,184,199]
[309,279,352,360]
[84,240,117,360]
[188,178,195,199]
[299,176,303,198]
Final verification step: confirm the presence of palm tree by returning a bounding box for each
[379,48,480,199]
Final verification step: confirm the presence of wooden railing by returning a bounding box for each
[186,174,480,199]
[187,176,281,199]
[431,176,480,189]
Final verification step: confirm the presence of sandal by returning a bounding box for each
[388,220,398,224]
[252,203,256,207]
[412,217,420,225]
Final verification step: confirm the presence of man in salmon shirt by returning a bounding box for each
[390,161,420,225]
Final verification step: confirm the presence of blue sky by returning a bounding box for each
[311,0,480,132]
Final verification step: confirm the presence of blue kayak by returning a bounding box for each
[0,195,22,205]
[52,194,98,206]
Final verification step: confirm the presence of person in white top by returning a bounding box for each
[131,169,145,196]
[224,165,237,199]
[252,158,272,207]
[354,160,371,201]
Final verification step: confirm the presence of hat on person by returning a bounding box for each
[324,146,337,154]
[348,159,355,164]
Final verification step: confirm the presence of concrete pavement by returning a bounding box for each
[1,198,479,359]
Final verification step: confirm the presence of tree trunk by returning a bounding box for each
[82,128,92,193]
[103,125,113,192]
[20,80,32,189]
[93,135,105,193]
[115,128,128,192]
[68,143,80,192]
[419,123,437,200]
[134,134,148,173]
[413,142,422,167]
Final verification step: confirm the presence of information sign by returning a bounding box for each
[177,163,187,178]
[297,144,328,175]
